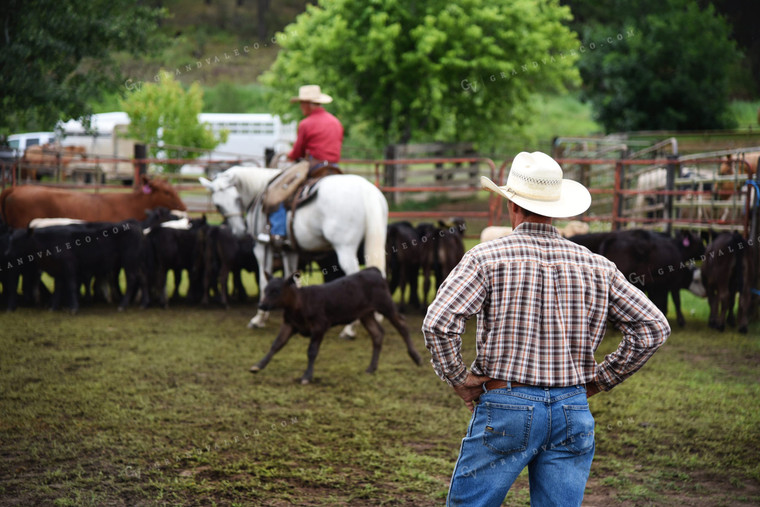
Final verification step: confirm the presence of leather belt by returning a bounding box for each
[484,379,532,390]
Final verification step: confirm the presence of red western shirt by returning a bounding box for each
[288,107,344,163]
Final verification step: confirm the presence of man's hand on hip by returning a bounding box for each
[452,372,491,413]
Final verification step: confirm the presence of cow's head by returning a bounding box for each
[676,230,706,261]
[258,272,302,311]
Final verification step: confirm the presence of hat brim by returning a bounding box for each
[289,94,333,104]
[481,176,591,218]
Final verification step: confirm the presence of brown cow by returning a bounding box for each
[0,175,186,228]
[250,267,423,384]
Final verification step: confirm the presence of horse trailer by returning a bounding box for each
[56,112,296,183]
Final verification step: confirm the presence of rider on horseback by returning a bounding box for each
[261,85,344,249]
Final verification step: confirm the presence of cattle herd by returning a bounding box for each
[0,208,259,313]
[0,208,467,316]
[0,200,756,334]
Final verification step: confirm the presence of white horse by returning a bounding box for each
[199,166,389,332]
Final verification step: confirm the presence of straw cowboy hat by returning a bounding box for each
[290,85,333,104]
[481,151,591,218]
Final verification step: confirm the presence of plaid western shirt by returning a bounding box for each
[422,222,670,390]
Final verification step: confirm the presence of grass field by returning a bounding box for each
[1,281,759,506]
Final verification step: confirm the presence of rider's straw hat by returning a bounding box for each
[481,151,591,218]
[290,85,333,104]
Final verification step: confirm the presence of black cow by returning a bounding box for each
[597,229,704,326]
[567,231,618,253]
[250,267,423,384]
[386,221,422,312]
[4,220,149,313]
[195,224,262,308]
[435,218,466,282]
[231,234,261,303]
[701,232,757,333]
[416,218,467,310]
[145,216,207,307]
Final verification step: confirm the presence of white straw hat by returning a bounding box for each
[481,151,591,218]
[290,85,333,104]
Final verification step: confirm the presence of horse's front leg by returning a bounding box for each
[248,309,270,329]
[248,242,271,329]
[281,251,299,278]
[334,246,361,340]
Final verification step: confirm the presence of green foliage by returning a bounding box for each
[0,0,166,136]
[260,0,581,146]
[120,74,227,172]
[729,99,760,129]
[577,0,741,132]
[202,82,272,113]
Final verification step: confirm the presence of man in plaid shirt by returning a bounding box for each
[422,151,670,507]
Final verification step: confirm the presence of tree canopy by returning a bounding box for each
[0,0,165,136]
[575,0,741,132]
[120,74,227,172]
[260,0,581,146]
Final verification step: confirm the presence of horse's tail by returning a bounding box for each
[362,182,389,277]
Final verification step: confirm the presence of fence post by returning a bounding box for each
[613,161,623,230]
[665,155,679,235]
[384,144,400,205]
[134,143,147,188]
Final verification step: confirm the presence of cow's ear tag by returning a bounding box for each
[143,184,152,194]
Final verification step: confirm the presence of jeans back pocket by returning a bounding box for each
[562,404,595,455]
[482,403,533,455]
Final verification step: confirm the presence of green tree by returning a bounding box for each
[260,0,581,146]
[120,73,227,172]
[576,0,740,132]
[0,0,166,136]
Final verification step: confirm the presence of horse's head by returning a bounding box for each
[141,175,187,211]
[199,172,247,236]
[719,155,734,177]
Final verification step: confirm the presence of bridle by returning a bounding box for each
[212,181,248,224]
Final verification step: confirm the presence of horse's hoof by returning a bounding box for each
[249,365,261,373]
[300,378,310,385]
[338,331,356,341]
[247,319,265,329]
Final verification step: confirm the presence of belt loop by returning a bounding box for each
[506,381,512,390]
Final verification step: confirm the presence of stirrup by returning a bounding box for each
[271,235,290,249]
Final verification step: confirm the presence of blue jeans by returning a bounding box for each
[447,384,595,507]
[268,203,287,236]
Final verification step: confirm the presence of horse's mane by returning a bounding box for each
[226,166,282,204]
